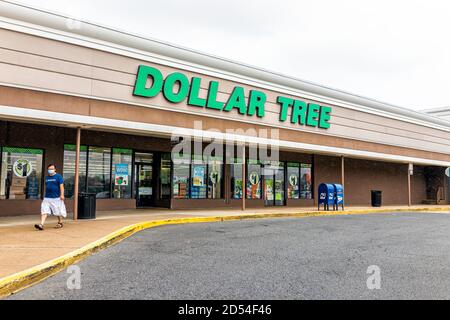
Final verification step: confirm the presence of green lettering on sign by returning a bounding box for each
[319,106,332,129]
[306,103,321,127]
[292,100,307,125]
[248,90,266,118]
[132,64,333,129]
[277,96,294,122]
[224,86,247,115]
[207,81,224,110]
[188,77,206,108]
[163,72,190,103]
[133,65,164,98]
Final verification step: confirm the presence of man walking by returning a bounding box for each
[35,164,67,231]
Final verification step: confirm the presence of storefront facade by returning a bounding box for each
[0,2,450,217]
[424,107,450,202]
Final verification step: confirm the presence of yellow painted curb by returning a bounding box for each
[0,207,448,298]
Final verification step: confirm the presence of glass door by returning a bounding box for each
[159,153,172,200]
[135,160,155,208]
[274,163,285,206]
[263,165,275,206]
[263,162,286,207]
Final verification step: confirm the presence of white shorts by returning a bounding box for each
[41,198,67,218]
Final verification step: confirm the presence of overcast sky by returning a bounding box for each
[16,0,450,110]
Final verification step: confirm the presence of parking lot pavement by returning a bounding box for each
[9,212,450,300]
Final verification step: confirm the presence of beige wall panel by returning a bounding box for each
[0,28,93,65]
[0,47,93,79]
[330,117,450,147]
[331,106,450,140]
[0,62,92,95]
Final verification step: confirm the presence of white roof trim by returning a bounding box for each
[1,105,449,167]
[1,0,450,133]
[423,106,450,113]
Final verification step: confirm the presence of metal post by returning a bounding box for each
[242,145,246,211]
[341,156,345,189]
[73,127,81,221]
[407,163,412,207]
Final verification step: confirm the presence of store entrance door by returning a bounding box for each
[134,152,172,208]
[135,161,155,208]
[263,163,285,207]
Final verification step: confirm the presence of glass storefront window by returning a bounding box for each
[231,158,243,199]
[191,154,207,199]
[208,156,223,199]
[262,161,285,205]
[172,153,190,199]
[300,164,313,199]
[87,147,111,199]
[112,148,132,199]
[287,163,300,199]
[0,147,43,200]
[135,152,153,164]
[247,160,262,199]
[160,153,171,199]
[275,162,285,205]
[63,144,87,199]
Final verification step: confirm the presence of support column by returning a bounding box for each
[341,156,345,189]
[407,163,412,207]
[73,127,81,221]
[242,145,246,211]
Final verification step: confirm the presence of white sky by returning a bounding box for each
[15,0,450,110]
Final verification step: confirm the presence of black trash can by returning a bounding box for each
[371,190,382,207]
[78,193,97,219]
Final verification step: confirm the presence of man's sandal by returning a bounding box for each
[34,224,44,231]
[55,222,64,229]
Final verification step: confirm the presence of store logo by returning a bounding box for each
[13,159,32,178]
[249,172,260,185]
[133,65,332,129]
[289,174,298,187]
[209,171,220,185]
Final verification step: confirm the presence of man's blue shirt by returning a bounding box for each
[45,174,64,199]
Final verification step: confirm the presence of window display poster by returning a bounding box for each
[192,166,205,187]
[275,180,283,201]
[265,179,274,201]
[301,165,312,199]
[114,164,129,186]
[247,171,261,199]
[26,176,40,199]
[233,179,243,199]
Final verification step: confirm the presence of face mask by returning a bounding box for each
[48,170,56,175]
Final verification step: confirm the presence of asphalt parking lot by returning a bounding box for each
[8,212,450,300]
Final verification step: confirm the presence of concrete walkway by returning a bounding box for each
[1,205,449,279]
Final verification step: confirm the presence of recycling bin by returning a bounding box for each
[371,190,382,207]
[333,184,345,211]
[78,193,97,219]
[318,183,335,211]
